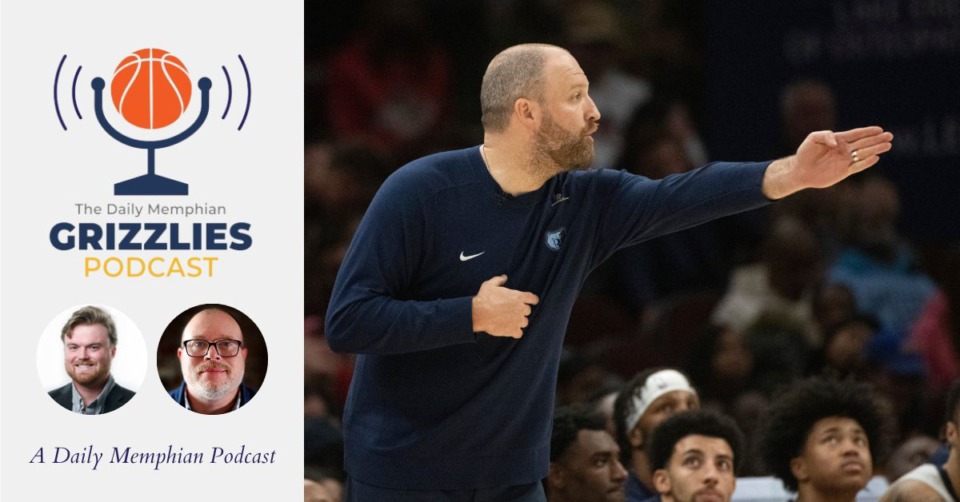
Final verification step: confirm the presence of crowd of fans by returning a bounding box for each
[303,1,958,500]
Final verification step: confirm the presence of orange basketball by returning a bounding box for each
[110,48,192,129]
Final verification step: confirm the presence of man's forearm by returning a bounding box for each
[761,155,801,201]
[325,293,476,355]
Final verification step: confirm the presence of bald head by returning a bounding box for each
[182,309,243,343]
[480,44,569,132]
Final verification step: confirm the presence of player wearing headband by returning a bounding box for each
[613,368,699,501]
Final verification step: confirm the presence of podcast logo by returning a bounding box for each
[49,48,256,279]
[53,48,253,196]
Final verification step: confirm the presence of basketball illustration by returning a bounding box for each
[110,48,192,129]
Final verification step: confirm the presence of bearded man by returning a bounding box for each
[324,43,894,501]
[170,307,255,414]
[49,305,135,415]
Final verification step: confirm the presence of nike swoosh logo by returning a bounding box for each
[459,251,485,262]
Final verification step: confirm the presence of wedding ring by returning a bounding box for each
[851,150,860,163]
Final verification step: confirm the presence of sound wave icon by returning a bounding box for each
[53,54,83,131]
[220,55,252,131]
[53,53,252,131]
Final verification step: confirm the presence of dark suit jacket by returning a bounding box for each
[48,380,135,414]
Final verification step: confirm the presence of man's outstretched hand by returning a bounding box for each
[762,126,894,200]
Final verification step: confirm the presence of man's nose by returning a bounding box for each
[842,438,864,455]
[205,346,222,360]
[702,463,720,486]
[611,459,628,483]
[587,94,601,122]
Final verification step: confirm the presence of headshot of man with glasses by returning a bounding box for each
[168,307,257,414]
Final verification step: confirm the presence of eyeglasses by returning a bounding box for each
[182,339,243,358]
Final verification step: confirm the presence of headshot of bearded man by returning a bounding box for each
[169,307,258,415]
[48,305,136,415]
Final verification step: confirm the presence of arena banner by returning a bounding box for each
[706,0,960,242]
[0,1,304,499]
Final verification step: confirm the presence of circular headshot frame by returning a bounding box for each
[37,304,147,415]
[157,303,267,415]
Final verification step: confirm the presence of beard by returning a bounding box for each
[66,358,110,386]
[533,112,596,175]
[186,361,244,401]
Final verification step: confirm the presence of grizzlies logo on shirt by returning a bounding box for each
[545,228,565,251]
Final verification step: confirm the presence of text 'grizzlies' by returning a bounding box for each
[49,222,252,251]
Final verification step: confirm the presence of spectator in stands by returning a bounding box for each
[912,249,960,399]
[557,347,621,408]
[881,379,960,501]
[712,215,823,346]
[647,411,744,502]
[828,176,934,376]
[760,376,891,502]
[324,0,452,160]
[808,316,879,381]
[614,368,699,501]
[883,434,941,484]
[778,79,838,157]
[548,405,628,502]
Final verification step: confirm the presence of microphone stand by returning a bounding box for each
[92,76,211,196]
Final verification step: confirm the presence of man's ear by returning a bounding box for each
[790,456,809,484]
[944,421,960,451]
[548,462,566,490]
[652,468,671,495]
[514,98,540,131]
[629,426,644,449]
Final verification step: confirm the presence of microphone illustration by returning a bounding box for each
[91,48,210,196]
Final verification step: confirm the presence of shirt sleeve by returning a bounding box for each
[593,161,771,262]
[324,167,476,355]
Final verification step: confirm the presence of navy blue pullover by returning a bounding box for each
[325,146,770,490]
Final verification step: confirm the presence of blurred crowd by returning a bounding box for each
[303,1,959,500]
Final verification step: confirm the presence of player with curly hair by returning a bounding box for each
[759,376,891,502]
[647,410,744,502]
